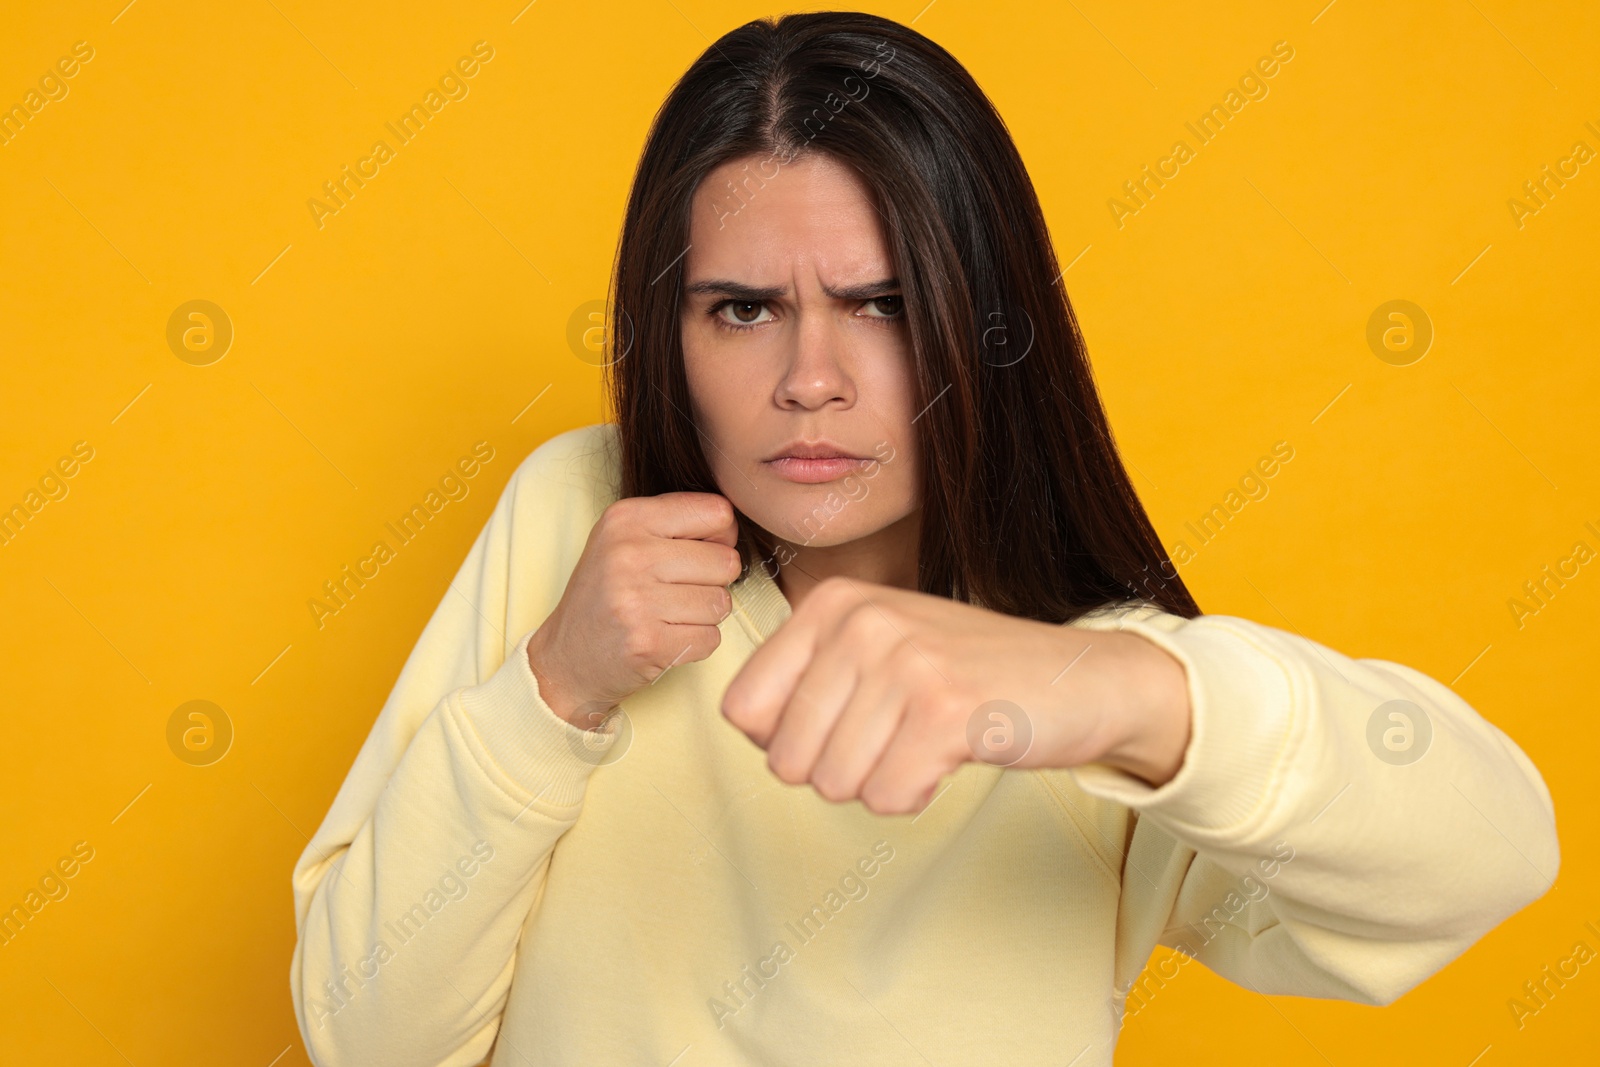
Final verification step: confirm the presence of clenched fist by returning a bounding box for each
[526,492,743,729]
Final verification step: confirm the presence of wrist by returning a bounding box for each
[1094,631,1192,787]
[525,632,606,729]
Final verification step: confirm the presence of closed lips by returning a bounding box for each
[765,442,869,461]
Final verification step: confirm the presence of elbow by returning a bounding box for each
[1362,974,1420,1009]
[290,939,368,1067]
[293,981,377,1067]
[1497,814,1561,918]
[292,941,452,1067]
[290,943,336,1067]
[1429,809,1560,982]
[1332,944,1485,1009]
[1382,819,1561,1008]
[1470,779,1560,927]
[1304,830,1561,1012]
[1350,978,1404,1009]
[295,1009,337,1067]
[1435,729,1562,942]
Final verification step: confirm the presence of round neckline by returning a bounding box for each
[729,562,793,645]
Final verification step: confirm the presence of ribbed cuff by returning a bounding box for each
[454,629,614,807]
[1066,613,1301,840]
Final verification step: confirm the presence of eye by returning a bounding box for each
[861,295,904,319]
[711,300,775,331]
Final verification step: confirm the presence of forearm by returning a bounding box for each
[1026,625,1192,787]
[1063,610,1559,1003]
[1087,630,1193,788]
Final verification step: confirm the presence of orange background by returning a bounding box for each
[1,1,1595,1063]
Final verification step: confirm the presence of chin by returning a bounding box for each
[746,497,904,551]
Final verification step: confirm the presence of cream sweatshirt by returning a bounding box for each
[290,422,1559,1067]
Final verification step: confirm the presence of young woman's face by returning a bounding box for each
[680,151,921,555]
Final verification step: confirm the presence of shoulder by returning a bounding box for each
[502,422,622,516]
[474,422,624,566]
[487,423,622,624]
[1069,598,1192,635]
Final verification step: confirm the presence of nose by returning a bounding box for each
[773,313,855,411]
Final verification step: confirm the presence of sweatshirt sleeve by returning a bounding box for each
[289,438,618,1067]
[1066,605,1560,1008]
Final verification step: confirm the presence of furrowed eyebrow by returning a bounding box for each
[683,279,786,301]
[825,277,900,300]
[682,277,900,301]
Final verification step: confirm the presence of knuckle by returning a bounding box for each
[610,587,643,627]
[859,782,897,816]
[701,494,735,526]
[621,625,656,663]
[766,747,802,785]
[838,604,886,644]
[885,638,925,675]
[610,542,644,575]
[917,692,963,739]
[924,686,964,719]
[722,690,753,728]
[810,769,854,804]
[682,626,718,664]
[816,575,854,602]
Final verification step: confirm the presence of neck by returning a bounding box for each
[774,507,922,610]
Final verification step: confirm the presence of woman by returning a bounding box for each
[290,12,1557,1065]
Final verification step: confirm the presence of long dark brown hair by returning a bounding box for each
[602,11,1200,623]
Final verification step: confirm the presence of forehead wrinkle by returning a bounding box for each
[689,159,891,290]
